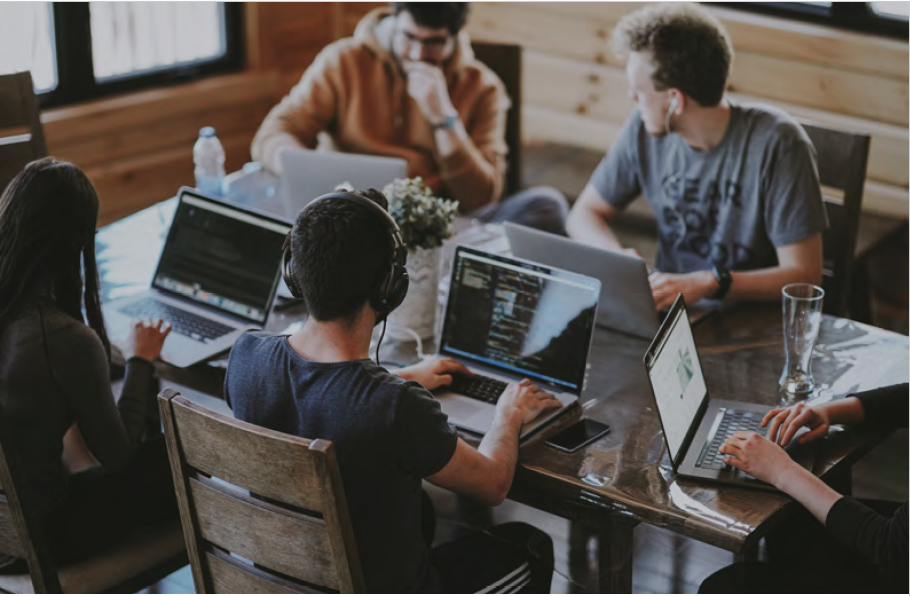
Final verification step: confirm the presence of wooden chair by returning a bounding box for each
[0,403,186,594]
[799,121,871,318]
[0,72,48,194]
[472,42,522,198]
[158,388,364,593]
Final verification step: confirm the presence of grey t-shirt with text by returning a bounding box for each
[590,103,828,273]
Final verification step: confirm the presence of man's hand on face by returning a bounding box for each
[404,62,456,126]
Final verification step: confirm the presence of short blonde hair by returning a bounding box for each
[612,3,733,107]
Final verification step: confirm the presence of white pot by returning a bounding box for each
[387,246,440,340]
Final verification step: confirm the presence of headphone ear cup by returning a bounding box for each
[385,264,409,313]
[281,235,303,299]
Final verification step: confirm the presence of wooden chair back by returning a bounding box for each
[472,42,522,197]
[799,121,870,318]
[158,389,364,594]
[0,403,62,593]
[0,71,48,194]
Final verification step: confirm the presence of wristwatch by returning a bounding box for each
[712,265,733,300]
[432,112,460,130]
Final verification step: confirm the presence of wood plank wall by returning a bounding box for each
[40,2,907,224]
[466,2,909,218]
[42,3,349,225]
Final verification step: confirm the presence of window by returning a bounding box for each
[0,2,243,108]
[718,2,909,38]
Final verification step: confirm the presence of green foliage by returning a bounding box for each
[383,177,458,250]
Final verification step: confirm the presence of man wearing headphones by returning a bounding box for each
[567,3,828,311]
[224,189,556,592]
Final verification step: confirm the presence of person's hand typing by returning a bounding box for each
[762,402,830,447]
[122,318,171,363]
[649,270,718,311]
[719,431,797,487]
[397,356,472,391]
[496,378,561,425]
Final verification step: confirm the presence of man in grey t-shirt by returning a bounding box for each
[566,4,827,311]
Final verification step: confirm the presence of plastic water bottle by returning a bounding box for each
[193,126,225,196]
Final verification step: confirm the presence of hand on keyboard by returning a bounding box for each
[397,357,473,391]
[718,431,797,488]
[497,379,562,425]
[122,318,172,362]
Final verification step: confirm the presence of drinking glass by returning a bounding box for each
[779,283,824,398]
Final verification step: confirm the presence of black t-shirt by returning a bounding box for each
[225,331,458,592]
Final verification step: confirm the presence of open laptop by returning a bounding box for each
[103,188,291,368]
[505,223,716,339]
[434,246,601,439]
[277,148,407,218]
[643,294,815,488]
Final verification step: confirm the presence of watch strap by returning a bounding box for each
[712,265,732,300]
[432,112,460,130]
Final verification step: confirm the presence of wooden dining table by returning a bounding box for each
[97,195,909,593]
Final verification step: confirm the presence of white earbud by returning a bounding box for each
[664,96,680,133]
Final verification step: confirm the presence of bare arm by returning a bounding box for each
[426,380,560,506]
[565,183,627,253]
[651,233,824,311]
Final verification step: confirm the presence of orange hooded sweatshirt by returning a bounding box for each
[251,8,509,211]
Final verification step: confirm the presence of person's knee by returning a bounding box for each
[502,186,569,236]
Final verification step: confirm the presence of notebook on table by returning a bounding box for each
[433,246,601,440]
[103,187,291,368]
[643,294,816,488]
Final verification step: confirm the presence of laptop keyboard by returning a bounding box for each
[118,298,234,342]
[695,408,766,470]
[449,373,508,405]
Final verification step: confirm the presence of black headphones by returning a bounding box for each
[281,191,409,323]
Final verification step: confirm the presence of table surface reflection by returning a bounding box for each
[97,198,909,554]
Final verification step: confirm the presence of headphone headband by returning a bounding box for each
[282,190,409,323]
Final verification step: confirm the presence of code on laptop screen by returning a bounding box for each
[152,194,290,324]
[439,248,599,392]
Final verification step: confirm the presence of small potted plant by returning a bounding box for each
[382,177,458,340]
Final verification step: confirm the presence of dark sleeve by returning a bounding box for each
[392,384,458,478]
[851,383,908,430]
[49,324,153,470]
[588,111,642,210]
[826,498,909,589]
[761,124,829,247]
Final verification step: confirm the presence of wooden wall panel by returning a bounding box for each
[468,2,909,218]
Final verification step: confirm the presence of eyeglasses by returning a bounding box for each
[395,28,452,56]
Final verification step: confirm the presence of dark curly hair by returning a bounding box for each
[290,189,393,326]
[392,2,470,35]
[612,3,733,107]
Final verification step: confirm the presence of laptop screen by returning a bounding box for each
[152,192,290,324]
[644,297,708,463]
[439,247,600,393]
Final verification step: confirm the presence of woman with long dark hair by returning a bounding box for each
[0,158,177,568]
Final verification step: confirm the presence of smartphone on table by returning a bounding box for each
[545,418,611,453]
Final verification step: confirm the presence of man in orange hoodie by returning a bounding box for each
[252,3,568,234]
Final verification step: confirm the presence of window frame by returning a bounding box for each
[39,2,244,109]
[715,2,908,39]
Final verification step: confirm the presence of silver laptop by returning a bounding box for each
[277,148,407,218]
[434,246,601,439]
[505,223,716,339]
[103,188,291,368]
[643,294,815,488]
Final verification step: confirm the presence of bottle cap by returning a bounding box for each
[199,126,216,138]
